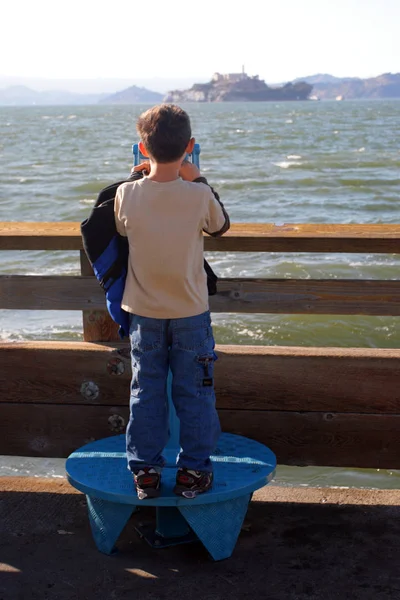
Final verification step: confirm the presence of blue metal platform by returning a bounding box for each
[66,373,276,560]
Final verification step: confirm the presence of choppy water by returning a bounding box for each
[1,101,399,488]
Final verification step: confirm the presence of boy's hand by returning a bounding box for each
[131,162,150,175]
[179,161,201,181]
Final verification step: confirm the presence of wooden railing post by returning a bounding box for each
[80,250,120,342]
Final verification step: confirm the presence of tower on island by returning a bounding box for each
[212,68,248,84]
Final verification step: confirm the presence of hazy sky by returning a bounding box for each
[2,0,399,84]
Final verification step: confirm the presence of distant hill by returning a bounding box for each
[0,85,106,106]
[0,83,163,106]
[293,73,361,85]
[294,73,400,99]
[100,85,163,104]
[0,75,205,95]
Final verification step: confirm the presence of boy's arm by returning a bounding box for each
[114,185,127,237]
[179,162,230,237]
[194,176,230,237]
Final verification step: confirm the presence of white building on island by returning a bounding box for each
[212,66,254,83]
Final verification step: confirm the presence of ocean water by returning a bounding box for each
[1,100,399,488]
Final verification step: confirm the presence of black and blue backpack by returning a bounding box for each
[81,171,218,339]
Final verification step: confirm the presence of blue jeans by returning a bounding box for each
[126,310,221,473]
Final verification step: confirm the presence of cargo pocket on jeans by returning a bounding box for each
[196,352,217,395]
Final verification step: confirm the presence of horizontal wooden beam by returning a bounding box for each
[219,410,400,469]
[0,222,81,251]
[1,342,399,414]
[1,403,399,469]
[216,345,400,414]
[2,275,400,315]
[214,278,400,315]
[1,222,400,253]
[0,341,131,407]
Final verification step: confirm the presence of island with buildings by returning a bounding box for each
[164,70,313,103]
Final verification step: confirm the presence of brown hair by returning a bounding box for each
[137,104,192,163]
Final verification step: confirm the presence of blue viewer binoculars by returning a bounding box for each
[132,143,201,168]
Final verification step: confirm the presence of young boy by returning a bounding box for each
[114,104,230,500]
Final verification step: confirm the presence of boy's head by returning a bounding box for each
[137,104,193,164]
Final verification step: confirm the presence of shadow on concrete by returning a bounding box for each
[1,486,400,600]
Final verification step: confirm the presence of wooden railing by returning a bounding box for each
[1,222,400,469]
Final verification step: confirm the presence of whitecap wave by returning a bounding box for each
[273,160,303,169]
[24,265,79,276]
[236,327,265,340]
[0,323,82,343]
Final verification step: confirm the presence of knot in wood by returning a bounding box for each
[108,414,125,432]
[80,381,99,400]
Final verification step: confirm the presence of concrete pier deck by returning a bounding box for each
[1,478,399,600]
